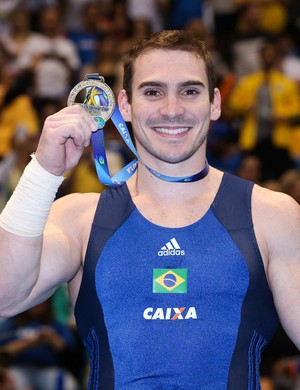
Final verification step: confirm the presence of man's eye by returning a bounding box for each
[184,89,199,95]
[145,90,160,96]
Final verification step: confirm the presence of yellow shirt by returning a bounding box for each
[228,70,300,153]
[65,160,105,194]
[0,95,39,157]
[260,1,288,35]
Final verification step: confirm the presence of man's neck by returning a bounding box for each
[128,161,214,199]
[126,165,223,228]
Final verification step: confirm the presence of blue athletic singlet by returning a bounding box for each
[74,173,279,390]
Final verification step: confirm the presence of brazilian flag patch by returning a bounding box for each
[153,269,187,293]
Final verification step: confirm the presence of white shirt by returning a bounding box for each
[17,33,80,99]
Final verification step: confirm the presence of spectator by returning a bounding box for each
[285,0,300,49]
[0,366,15,390]
[210,0,238,37]
[16,6,80,103]
[0,128,39,212]
[276,33,300,167]
[61,0,104,32]
[0,299,81,390]
[0,0,22,36]
[260,324,299,390]
[280,169,300,205]
[234,0,289,36]
[0,41,12,101]
[0,7,39,77]
[17,0,60,31]
[222,3,270,79]
[185,19,230,86]
[236,153,263,184]
[164,0,204,30]
[227,41,299,180]
[262,179,282,192]
[277,32,300,85]
[259,0,289,35]
[0,45,39,160]
[110,1,132,43]
[59,145,106,196]
[82,32,123,96]
[126,0,165,33]
[68,2,102,67]
[119,19,152,62]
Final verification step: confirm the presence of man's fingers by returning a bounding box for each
[66,104,99,132]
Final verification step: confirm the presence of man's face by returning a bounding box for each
[119,49,220,168]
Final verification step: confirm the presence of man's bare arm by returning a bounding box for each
[253,186,300,348]
[0,194,84,316]
[0,105,97,316]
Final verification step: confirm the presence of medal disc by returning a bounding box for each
[67,77,115,123]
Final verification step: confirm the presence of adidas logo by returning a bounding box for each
[158,238,185,256]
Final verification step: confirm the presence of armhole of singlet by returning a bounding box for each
[92,182,135,230]
[75,182,135,315]
[211,172,254,230]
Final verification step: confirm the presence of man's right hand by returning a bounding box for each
[35,105,98,176]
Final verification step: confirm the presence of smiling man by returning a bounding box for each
[0,30,299,389]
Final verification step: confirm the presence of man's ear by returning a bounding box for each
[118,89,131,121]
[210,88,221,121]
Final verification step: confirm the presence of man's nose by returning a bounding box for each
[158,94,185,119]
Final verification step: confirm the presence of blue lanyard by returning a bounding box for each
[70,74,210,188]
[91,106,139,187]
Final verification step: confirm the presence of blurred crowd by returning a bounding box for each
[0,0,300,389]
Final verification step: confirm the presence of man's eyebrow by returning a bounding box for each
[137,80,206,89]
[180,80,206,88]
[137,81,165,89]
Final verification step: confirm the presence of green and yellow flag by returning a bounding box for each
[153,269,187,293]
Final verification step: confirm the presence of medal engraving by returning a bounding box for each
[67,77,115,125]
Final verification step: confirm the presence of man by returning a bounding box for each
[0,30,299,389]
[227,41,299,180]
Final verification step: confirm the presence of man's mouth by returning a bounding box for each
[154,127,189,135]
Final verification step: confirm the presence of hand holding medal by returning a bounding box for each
[67,73,139,187]
[67,74,115,130]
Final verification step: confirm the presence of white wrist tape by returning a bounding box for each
[0,155,64,237]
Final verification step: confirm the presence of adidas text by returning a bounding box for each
[158,248,185,256]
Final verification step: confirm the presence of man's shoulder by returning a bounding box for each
[252,184,300,227]
[46,192,102,249]
[51,192,101,223]
[253,183,296,204]
[55,191,101,206]
[251,184,299,267]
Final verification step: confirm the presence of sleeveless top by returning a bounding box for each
[74,173,278,390]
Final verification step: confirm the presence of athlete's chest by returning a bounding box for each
[95,208,249,309]
[131,193,215,228]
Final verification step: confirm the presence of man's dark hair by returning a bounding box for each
[122,30,216,103]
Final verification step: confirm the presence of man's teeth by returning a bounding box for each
[155,127,188,134]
